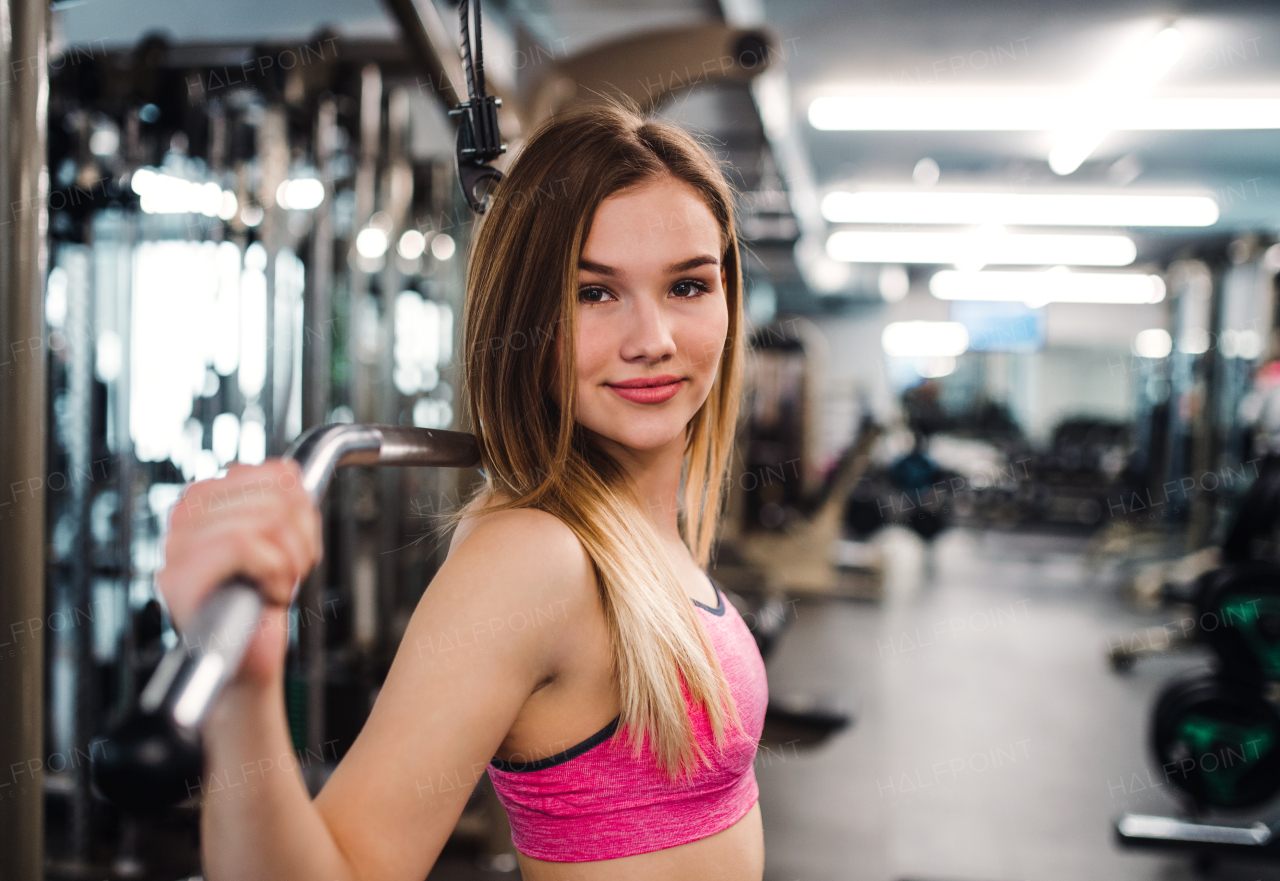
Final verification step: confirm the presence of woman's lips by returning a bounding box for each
[607,378,685,404]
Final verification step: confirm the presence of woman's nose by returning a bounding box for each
[619,294,677,362]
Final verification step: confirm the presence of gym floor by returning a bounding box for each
[758,527,1277,881]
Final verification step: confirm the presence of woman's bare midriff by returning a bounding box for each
[515,800,763,881]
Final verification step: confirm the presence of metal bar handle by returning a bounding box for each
[92,425,479,811]
[153,424,479,732]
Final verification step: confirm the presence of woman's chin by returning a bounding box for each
[593,422,688,454]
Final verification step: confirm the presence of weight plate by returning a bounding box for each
[1151,675,1280,810]
[1196,561,1280,683]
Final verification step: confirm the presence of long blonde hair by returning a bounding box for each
[450,102,746,778]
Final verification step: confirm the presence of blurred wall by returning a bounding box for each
[807,288,1163,452]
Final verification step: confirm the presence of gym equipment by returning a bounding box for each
[886,443,953,542]
[1116,454,1280,857]
[724,420,884,597]
[1105,547,1218,672]
[1194,561,1280,685]
[839,437,960,544]
[91,424,480,812]
[1222,454,1280,566]
[1107,457,1280,676]
[451,0,506,213]
[1151,675,1280,810]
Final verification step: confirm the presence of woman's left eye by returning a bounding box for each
[672,280,710,298]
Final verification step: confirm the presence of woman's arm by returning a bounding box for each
[161,464,594,881]
[312,506,595,880]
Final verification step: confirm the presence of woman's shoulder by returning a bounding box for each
[438,492,600,639]
[446,490,592,585]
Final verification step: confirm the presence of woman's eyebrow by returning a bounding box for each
[666,255,719,273]
[578,259,617,276]
[577,255,720,277]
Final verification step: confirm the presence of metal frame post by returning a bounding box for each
[0,0,49,878]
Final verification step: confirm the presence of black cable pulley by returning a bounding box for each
[451,0,506,213]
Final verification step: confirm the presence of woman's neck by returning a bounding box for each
[593,433,686,542]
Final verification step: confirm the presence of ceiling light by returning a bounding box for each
[917,355,957,378]
[217,191,239,221]
[131,167,234,217]
[275,178,325,211]
[1179,327,1211,355]
[430,233,456,261]
[878,264,910,301]
[398,230,426,260]
[882,320,969,357]
[807,95,1280,131]
[1133,328,1173,358]
[821,190,1218,227]
[89,127,119,157]
[1049,27,1186,175]
[827,229,1136,267]
[930,268,1165,305]
[356,227,389,260]
[1108,154,1144,186]
[912,157,940,186]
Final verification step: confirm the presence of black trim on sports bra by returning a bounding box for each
[693,575,725,616]
[489,574,725,772]
[491,714,620,772]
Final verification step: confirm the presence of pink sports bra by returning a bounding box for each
[486,576,769,862]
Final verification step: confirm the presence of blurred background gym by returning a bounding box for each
[7,0,1280,878]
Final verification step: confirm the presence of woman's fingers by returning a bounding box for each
[158,518,300,627]
[172,460,312,537]
[157,459,323,632]
[165,504,318,597]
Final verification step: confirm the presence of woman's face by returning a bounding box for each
[568,175,729,454]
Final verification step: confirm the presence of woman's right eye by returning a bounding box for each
[579,286,613,304]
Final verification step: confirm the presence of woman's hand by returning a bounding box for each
[156,459,322,688]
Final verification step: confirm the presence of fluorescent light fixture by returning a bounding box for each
[827,229,1136,267]
[413,397,454,429]
[808,96,1280,131]
[356,227,389,260]
[878,264,910,301]
[929,267,1166,305]
[212,412,241,465]
[89,127,119,157]
[821,190,1218,227]
[1266,243,1280,271]
[394,291,441,396]
[217,191,238,221]
[95,330,122,383]
[1179,327,1211,355]
[1133,328,1173,358]
[1049,27,1185,174]
[398,230,426,260]
[913,157,940,186]
[131,167,234,217]
[1223,328,1263,359]
[882,320,969,357]
[918,355,957,378]
[431,233,456,261]
[275,178,325,211]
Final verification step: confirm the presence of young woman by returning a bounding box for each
[158,102,768,881]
